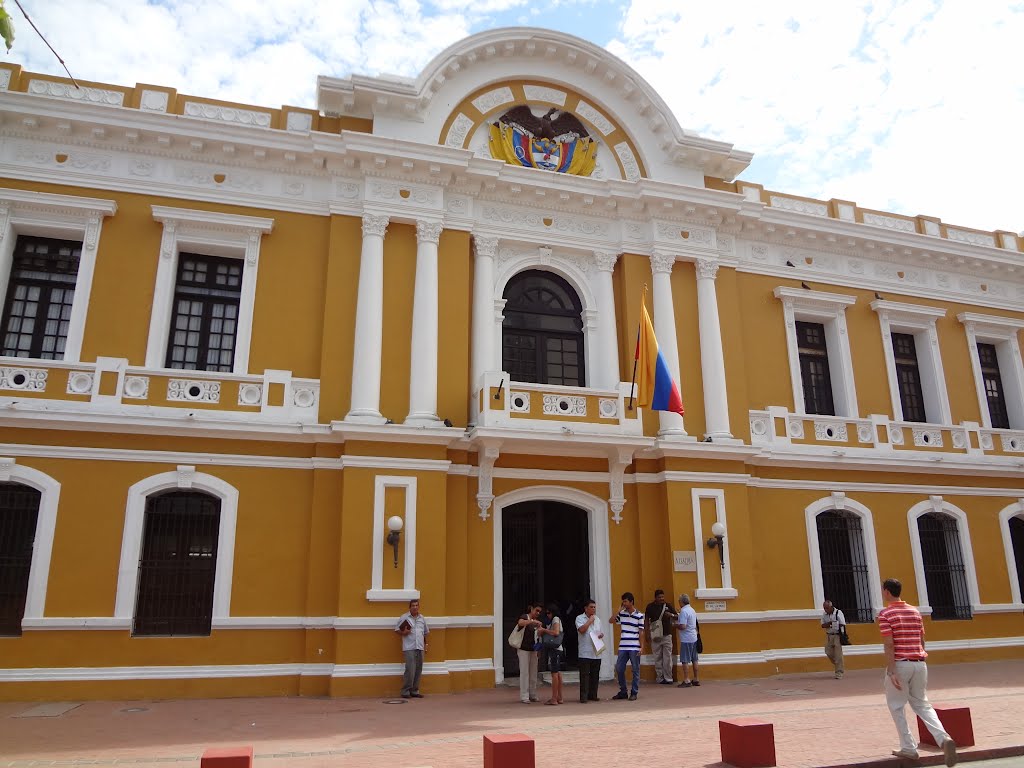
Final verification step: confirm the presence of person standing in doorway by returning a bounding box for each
[676,594,700,687]
[610,592,644,700]
[821,599,846,679]
[575,599,604,702]
[395,598,429,698]
[644,589,677,684]
[541,603,565,705]
[516,602,543,704]
[878,578,958,766]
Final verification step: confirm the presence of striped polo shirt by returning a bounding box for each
[616,608,644,652]
[877,600,927,661]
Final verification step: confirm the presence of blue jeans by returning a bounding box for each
[615,650,641,695]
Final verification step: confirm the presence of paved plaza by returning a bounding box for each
[1,660,1023,767]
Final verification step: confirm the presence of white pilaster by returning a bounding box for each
[650,251,687,437]
[346,213,389,424]
[406,220,443,426]
[695,258,734,441]
[471,236,499,424]
[594,251,621,390]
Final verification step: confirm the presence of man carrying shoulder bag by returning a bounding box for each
[821,599,846,679]
[644,589,677,685]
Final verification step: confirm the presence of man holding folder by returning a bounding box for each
[575,599,604,703]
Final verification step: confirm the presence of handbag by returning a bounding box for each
[649,605,666,641]
[695,619,704,654]
[838,610,851,646]
[542,617,564,649]
[507,623,526,649]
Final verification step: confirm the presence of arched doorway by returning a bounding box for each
[501,499,590,676]
[502,270,585,387]
[1009,515,1024,601]
[0,483,42,636]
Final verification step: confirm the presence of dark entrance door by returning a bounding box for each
[502,500,590,677]
[1010,515,1024,600]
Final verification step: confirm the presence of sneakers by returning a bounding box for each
[691,680,701,686]
[628,693,637,701]
[835,672,844,679]
[943,738,958,767]
[612,691,629,700]
[658,679,673,685]
[891,749,919,759]
[678,681,692,688]
[410,692,424,698]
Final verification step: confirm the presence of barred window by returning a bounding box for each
[0,483,41,636]
[893,333,927,422]
[978,343,1010,429]
[815,511,873,623]
[917,512,972,621]
[502,270,585,387]
[796,321,835,416]
[165,253,242,372]
[0,236,81,360]
[133,491,221,636]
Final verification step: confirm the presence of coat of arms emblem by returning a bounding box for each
[488,106,598,177]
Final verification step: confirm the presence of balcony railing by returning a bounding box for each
[0,356,320,424]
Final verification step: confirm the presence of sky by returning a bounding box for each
[5,0,1023,234]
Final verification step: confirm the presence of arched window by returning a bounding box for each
[815,510,873,623]
[133,491,221,636]
[502,270,585,387]
[917,512,972,620]
[0,483,41,636]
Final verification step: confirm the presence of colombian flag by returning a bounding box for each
[635,301,685,415]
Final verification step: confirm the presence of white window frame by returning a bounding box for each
[997,501,1024,607]
[0,458,61,625]
[803,493,882,615]
[146,206,273,375]
[907,496,980,615]
[0,188,117,364]
[692,488,737,599]
[367,475,419,602]
[871,300,951,425]
[114,466,239,628]
[957,312,1024,430]
[774,286,858,417]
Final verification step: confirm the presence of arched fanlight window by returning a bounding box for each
[502,270,585,387]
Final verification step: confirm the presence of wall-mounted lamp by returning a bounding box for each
[386,515,403,568]
[706,521,727,569]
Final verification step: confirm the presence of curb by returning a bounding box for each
[823,744,1024,768]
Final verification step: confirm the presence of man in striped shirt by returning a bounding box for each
[610,592,644,700]
[878,578,957,767]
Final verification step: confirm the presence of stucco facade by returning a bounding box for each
[0,28,1021,701]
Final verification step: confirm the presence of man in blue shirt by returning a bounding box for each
[609,592,644,700]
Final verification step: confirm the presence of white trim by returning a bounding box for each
[0,460,61,622]
[691,488,737,598]
[906,497,981,612]
[803,494,882,616]
[146,206,273,375]
[998,501,1024,605]
[872,300,952,424]
[114,468,239,627]
[958,312,1024,430]
[774,287,858,417]
[491,486,614,683]
[367,475,418,601]
[0,188,117,364]
[344,455,451,472]
[330,659,493,677]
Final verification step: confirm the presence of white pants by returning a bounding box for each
[517,649,538,702]
[651,635,674,682]
[884,660,950,752]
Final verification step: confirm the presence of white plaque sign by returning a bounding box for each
[703,600,727,612]
[673,550,697,572]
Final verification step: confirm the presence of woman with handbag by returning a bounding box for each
[540,603,565,705]
[513,603,543,703]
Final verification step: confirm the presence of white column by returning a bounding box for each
[695,258,734,440]
[594,251,621,390]
[345,213,389,424]
[406,220,443,426]
[471,236,499,424]
[650,251,687,437]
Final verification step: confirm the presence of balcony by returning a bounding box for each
[0,356,320,426]
[475,371,643,438]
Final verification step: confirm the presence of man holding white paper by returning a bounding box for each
[575,599,604,703]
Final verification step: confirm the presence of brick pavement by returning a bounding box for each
[1,660,1022,767]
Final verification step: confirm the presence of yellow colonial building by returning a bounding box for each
[0,28,1022,701]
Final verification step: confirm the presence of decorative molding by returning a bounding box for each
[542,394,586,417]
[476,442,500,520]
[285,112,313,133]
[167,378,221,403]
[139,90,169,113]
[522,85,567,105]
[367,475,418,601]
[863,212,916,232]
[361,213,389,238]
[593,250,619,272]
[947,229,996,247]
[769,196,828,216]
[416,219,443,244]
[575,101,614,136]
[473,235,499,259]
[650,252,675,274]
[445,113,474,148]
[28,79,124,106]
[613,142,641,181]
[695,258,719,280]
[471,87,514,114]
[0,366,47,392]
[183,101,272,128]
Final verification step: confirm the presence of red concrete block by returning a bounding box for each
[719,718,776,768]
[484,733,535,768]
[918,705,975,748]
[200,746,254,768]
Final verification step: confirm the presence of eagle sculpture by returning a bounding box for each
[488,105,598,176]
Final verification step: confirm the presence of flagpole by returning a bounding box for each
[627,284,647,411]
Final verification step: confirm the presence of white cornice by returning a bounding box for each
[870,299,947,319]
[151,205,274,233]
[957,312,1024,331]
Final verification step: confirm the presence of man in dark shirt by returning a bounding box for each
[643,589,678,684]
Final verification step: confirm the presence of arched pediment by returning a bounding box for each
[317,27,752,184]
